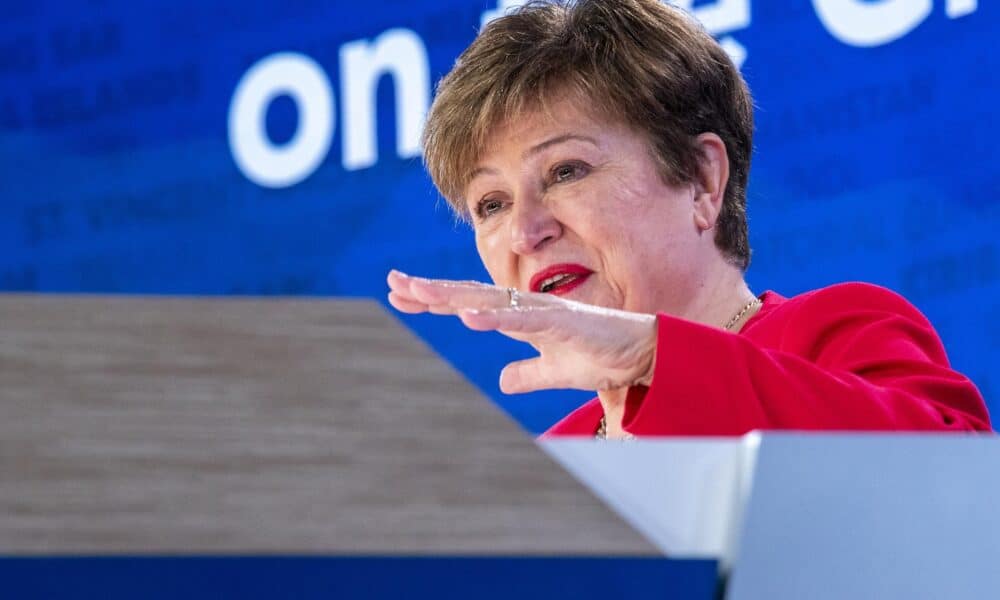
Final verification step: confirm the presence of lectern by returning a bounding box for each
[0,294,707,598]
[1,294,996,599]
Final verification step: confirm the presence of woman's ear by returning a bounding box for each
[692,133,729,231]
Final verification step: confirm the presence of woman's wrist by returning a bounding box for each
[630,313,658,388]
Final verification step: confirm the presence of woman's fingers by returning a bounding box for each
[388,270,545,315]
[388,283,498,316]
[457,306,560,336]
[499,357,548,394]
[386,270,414,294]
[407,277,507,311]
[386,291,429,314]
[499,355,578,393]
[387,270,439,302]
[389,271,657,395]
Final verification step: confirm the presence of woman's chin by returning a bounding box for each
[550,278,621,310]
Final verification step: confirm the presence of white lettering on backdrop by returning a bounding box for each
[229,1,978,188]
[484,1,751,66]
[813,0,976,47]
[228,52,334,188]
[339,29,430,171]
[228,29,428,189]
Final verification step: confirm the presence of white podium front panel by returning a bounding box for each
[542,433,1000,599]
[539,437,755,559]
[728,434,1000,600]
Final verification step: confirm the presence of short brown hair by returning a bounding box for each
[422,0,754,269]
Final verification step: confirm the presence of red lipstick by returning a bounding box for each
[529,263,593,296]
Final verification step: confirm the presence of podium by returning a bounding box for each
[1,294,996,598]
[544,433,1000,599]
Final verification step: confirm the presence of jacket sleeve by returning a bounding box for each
[622,284,992,435]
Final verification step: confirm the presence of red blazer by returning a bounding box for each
[544,283,992,437]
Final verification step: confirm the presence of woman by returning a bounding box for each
[387,0,991,438]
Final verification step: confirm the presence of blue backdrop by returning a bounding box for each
[2,1,997,433]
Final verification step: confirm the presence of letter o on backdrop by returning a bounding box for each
[228,52,335,188]
[812,0,932,47]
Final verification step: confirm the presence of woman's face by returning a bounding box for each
[464,95,720,317]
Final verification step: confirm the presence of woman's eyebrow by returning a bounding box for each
[468,166,500,181]
[467,134,599,182]
[523,134,600,159]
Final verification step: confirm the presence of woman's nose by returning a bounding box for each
[509,196,561,255]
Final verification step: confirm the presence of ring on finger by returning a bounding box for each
[506,287,522,310]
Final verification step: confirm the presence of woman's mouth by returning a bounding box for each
[530,264,593,296]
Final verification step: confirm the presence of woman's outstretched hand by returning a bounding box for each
[387,270,657,394]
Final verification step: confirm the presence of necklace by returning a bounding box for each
[723,296,763,332]
[595,416,635,441]
[596,294,762,439]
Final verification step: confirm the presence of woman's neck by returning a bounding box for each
[597,388,630,439]
[599,263,756,438]
[680,262,755,330]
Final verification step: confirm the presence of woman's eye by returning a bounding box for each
[476,197,505,219]
[551,162,588,184]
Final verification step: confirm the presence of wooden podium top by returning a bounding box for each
[0,294,655,555]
